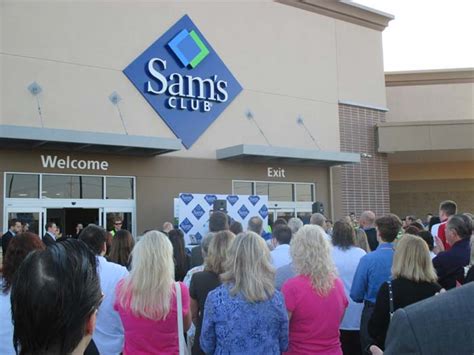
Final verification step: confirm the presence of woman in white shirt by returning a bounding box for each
[331,221,367,355]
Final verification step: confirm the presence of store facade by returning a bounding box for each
[1,0,393,235]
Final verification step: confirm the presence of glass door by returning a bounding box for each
[5,207,44,236]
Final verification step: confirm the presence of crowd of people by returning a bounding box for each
[1,199,473,354]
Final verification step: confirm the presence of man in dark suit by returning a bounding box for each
[42,222,58,247]
[370,283,474,354]
[2,218,22,257]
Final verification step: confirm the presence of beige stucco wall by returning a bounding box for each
[1,0,387,159]
[386,83,474,122]
[335,20,387,108]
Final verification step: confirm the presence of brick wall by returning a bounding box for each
[338,104,390,217]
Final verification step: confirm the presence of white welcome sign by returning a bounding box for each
[41,155,109,171]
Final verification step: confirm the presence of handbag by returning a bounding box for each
[175,282,190,355]
[387,281,394,320]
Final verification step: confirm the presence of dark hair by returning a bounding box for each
[248,216,263,234]
[168,229,189,280]
[273,218,288,228]
[273,226,292,245]
[229,221,243,235]
[45,222,55,231]
[11,239,102,355]
[375,214,402,243]
[440,200,457,217]
[209,211,229,232]
[108,229,134,267]
[2,233,45,293]
[405,215,416,223]
[410,221,425,231]
[417,231,434,251]
[8,218,20,228]
[447,214,472,240]
[79,224,107,255]
[428,216,441,231]
[332,221,355,250]
[405,225,422,235]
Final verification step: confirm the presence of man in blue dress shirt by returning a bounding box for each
[350,213,402,353]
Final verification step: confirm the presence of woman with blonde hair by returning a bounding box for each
[200,231,288,354]
[355,228,371,253]
[189,230,235,355]
[282,225,348,354]
[114,230,191,354]
[368,234,441,349]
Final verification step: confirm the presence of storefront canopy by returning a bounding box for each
[216,144,361,166]
[0,125,182,156]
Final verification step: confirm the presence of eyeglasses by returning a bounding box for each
[114,222,122,226]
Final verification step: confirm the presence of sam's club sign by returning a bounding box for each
[124,15,242,148]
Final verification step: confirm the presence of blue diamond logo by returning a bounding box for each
[226,195,239,206]
[204,194,218,206]
[248,195,260,206]
[179,218,194,233]
[258,205,268,219]
[192,204,206,220]
[180,193,194,205]
[237,205,250,219]
[123,15,242,148]
[195,232,203,242]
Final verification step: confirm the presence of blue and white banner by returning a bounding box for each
[178,193,268,244]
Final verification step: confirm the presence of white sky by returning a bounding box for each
[354,0,474,72]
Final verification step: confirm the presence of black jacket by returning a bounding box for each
[42,232,56,247]
[1,230,14,257]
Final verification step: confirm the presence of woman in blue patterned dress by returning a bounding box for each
[200,231,289,354]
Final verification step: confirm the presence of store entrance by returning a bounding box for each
[46,208,99,237]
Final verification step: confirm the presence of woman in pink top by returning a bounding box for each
[114,230,191,354]
[282,225,348,355]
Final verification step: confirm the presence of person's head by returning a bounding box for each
[405,225,422,235]
[205,230,235,274]
[272,225,292,246]
[375,214,402,243]
[273,218,288,229]
[331,221,355,250]
[209,211,229,232]
[359,211,376,229]
[247,216,263,235]
[287,217,303,234]
[45,222,57,235]
[167,229,187,274]
[8,218,22,233]
[118,230,174,320]
[21,222,29,233]
[410,221,425,232]
[417,230,434,252]
[354,228,371,252]
[291,225,337,296]
[162,221,174,234]
[113,218,123,231]
[221,231,275,302]
[310,213,327,230]
[79,224,107,256]
[76,223,84,232]
[439,200,457,221]
[2,232,45,293]
[405,215,416,225]
[108,229,135,267]
[446,214,473,246]
[200,232,214,259]
[11,239,102,355]
[392,234,437,283]
[229,221,243,235]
